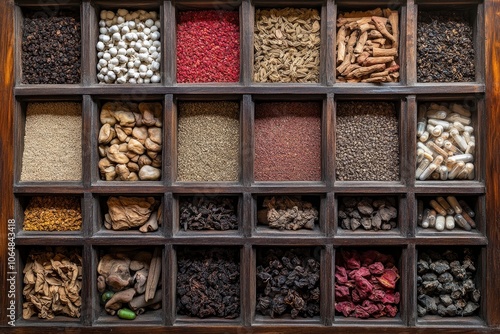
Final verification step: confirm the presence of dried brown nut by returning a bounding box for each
[107,144,130,164]
[99,124,115,144]
[133,126,148,144]
[127,138,146,155]
[139,165,161,181]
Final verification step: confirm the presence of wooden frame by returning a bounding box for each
[1,0,500,332]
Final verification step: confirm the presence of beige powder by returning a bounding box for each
[21,102,82,181]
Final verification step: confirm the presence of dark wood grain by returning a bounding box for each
[0,0,14,328]
[164,1,175,85]
[485,0,500,327]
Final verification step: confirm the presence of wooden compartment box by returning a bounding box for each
[2,0,500,333]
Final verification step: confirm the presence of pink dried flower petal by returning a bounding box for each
[335,284,351,301]
[335,265,349,284]
[354,305,370,319]
[335,301,356,317]
[382,292,400,305]
[368,261,385,275]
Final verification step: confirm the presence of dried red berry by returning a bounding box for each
[177,10,240,83]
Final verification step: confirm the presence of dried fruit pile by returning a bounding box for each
[98,102,163,181]
[179,196,238,231]
[256,248,320,318]
[254,8,320,83]
[417,248,480,317]
[177,10,240,83]
[22,11,81,84]
[417,11,475,82]
[23,196,82,231]
[338,197,398,231]
[23,247,83,319]
[335,249,400,318]
[257,196,319,231]
[336,101,400,181]
[177,247,240,318]
[254,102,321,181]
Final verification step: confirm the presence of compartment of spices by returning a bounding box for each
[255,247,321,322]
[175,246,240,322]
[255,195,322,235]
[95,195,163,234]
[18,195,83,233]
[176,8,240,83]
[416,195,483,235]
[253,7,321,83]
[254,100,322,182]
[336,195,401,234]
[97,99,163,182]
[21,246,83,323]
[335,7,400,83]
[416,247,483,322]
[416,100,480,181]
[176,100,240,182]
[335,100,401,181]
[94,7,161,84]
[334,247,403,322]
[19,100,82,182]
[95,246,163,323]
[20,7,81,84]
[417,7,478,83]
[175,195,240,235]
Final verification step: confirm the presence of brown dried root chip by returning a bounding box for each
[23,247,82,319]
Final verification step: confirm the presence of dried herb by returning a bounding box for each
[417,248,480,317]
[177,247,240,319]
[23,196,82,231]
[179,196,238,231]
[335,249,400,318]
[256,248,320,319]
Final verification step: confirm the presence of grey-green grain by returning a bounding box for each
[177,101,240,181]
